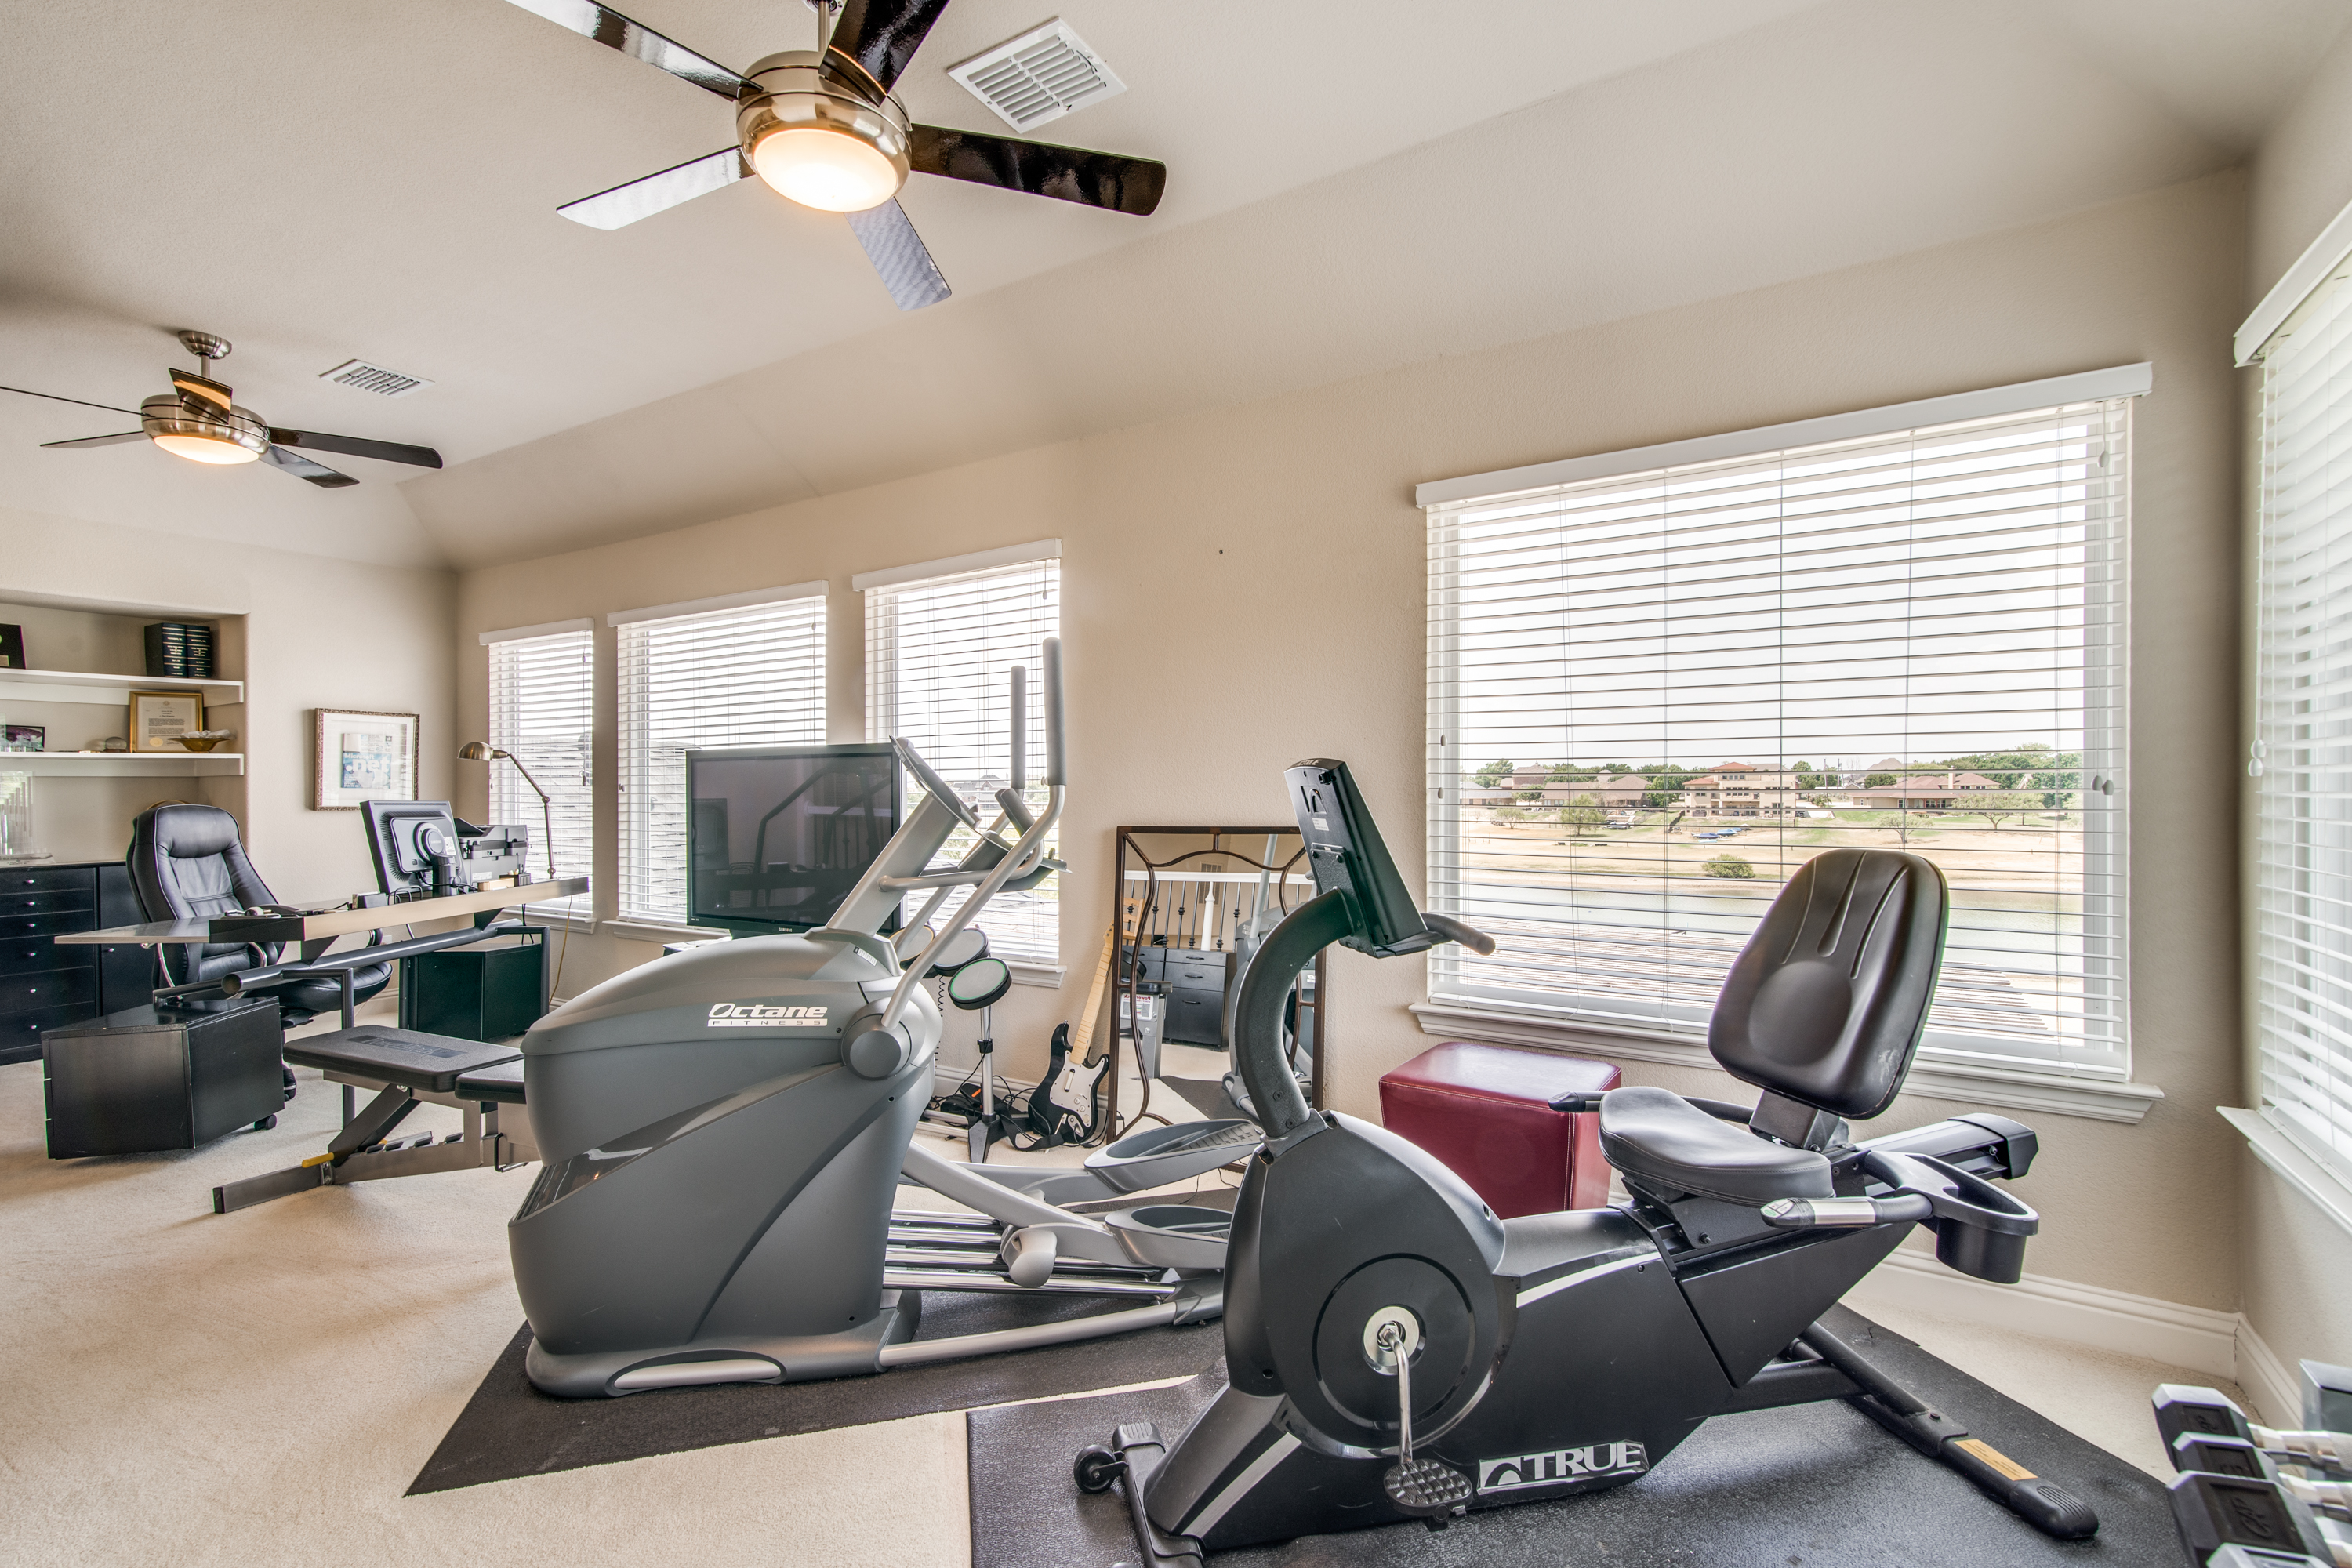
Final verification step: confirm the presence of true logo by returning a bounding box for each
[1475,1441,1647,1494]
[706,1002,829,1028]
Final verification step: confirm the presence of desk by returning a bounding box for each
[56,877,590,948]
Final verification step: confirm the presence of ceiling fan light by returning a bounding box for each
[751,126,902,212]
[736,51,912,215]
[140,393,270,466]
[152,431,260,465]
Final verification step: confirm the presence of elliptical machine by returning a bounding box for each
[1080,758,2098,1560]
[506,641,1261,1397]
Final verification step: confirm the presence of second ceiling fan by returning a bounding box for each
[505,0,1167,310]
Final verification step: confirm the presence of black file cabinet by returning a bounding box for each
[399,931,548,1042]
[0,862,157,1065]
[1123,944,1235,1047]
[43,999,285,1156]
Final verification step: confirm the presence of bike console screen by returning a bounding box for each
[1284,759,1434,957]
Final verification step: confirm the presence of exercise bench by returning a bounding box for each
[211,1025,538,1214]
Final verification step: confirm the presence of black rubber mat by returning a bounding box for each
[967,1305,2176,1567]
[410,1290,1221,1494]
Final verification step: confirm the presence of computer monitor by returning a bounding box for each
[364,799,461,897]
[685,743,903,935]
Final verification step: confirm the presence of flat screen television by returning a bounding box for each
[684,742,902,935]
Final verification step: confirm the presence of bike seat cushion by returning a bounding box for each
[1596,1085,1834,1204]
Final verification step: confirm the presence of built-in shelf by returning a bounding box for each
[0,666,243,707]
[0,751,245,778]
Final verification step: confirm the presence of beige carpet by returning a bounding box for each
[0,1000,971,1568]
[2,1013,2229,1566]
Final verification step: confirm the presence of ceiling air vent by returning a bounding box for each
[318,358,434,398]
[947,19,1125,132]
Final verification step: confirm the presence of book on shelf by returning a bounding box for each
[144,622,216,680]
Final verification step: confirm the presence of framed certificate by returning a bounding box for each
[129,691,205,753]
[314,709,419,809]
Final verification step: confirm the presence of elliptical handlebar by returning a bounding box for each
[894,735,978,830]
[1044,637,1065,786]
[1011,665,1028,793]
[877,640,1065,1032]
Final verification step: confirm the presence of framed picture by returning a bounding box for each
[3,724,43,753]
[0,625,24,670]
[314,709,419,809]
[129,691,205,753]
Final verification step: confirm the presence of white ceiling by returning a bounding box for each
[2,0,2343,569]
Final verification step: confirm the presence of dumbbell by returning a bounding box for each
[2157,1386,2352,1482]
[2167,1470,2350,1567]
[2172,1436,2352,1519]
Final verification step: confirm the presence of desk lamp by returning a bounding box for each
[459,742,557,880]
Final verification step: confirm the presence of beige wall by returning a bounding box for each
[459,170,2249,1311]
[2241,37,2352,1399]
[0,503,456,900]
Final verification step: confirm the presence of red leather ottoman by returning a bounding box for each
[1378,1041,1620,1218]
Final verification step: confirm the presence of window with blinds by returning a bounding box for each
[2252,261,2352,1186]
[1427,396,2131,1072]
[616,591,827,924]
[866,552,1060,966]
[487,626,594,913]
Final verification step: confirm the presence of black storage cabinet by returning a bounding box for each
[0,862,158,1064]
[42,1000,285,1157]
[1120,945,1236,1047]
[399,931,548,1042]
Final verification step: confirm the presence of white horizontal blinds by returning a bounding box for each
[1428,398,2129,1069]
[2253,262,2352,1185]
[617,596,826,924]
[866,556,1061,964]
[488,628,594,909]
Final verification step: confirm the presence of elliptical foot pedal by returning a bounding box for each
[1384,1454,1472,1529]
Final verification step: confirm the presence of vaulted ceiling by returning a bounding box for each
[3,0,2344,569]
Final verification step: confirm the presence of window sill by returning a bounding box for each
[514,905,596,935]
[605,917,725,946]
[2220,1106,2352,1240]
[599,916,1066,988]
[1408,997,2167,1125]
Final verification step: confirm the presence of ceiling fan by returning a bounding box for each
[503,0,1167,310]
[2,331,444,488]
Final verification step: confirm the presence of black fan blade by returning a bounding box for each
[267,429,443,470]
[500,0,746,97]
[845,199,951,310]
[0,384,146,418]
[559,147,749,230]
[260,444,358,488]
[825,0,953,96]
[909,125,1164,216]
[39,431,146,449]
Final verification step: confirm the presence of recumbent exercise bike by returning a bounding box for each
[1078,757,2097,1562]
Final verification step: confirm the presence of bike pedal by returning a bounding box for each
[1384,1454,1472,1523]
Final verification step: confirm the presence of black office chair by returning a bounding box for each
[125,804,392,1033]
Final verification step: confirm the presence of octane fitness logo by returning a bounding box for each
[706,1002,830,1028]
[1475,1440,1648,1494]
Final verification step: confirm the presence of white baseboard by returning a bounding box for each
[2234,1317,2304,1429]
[1848,1249,2301,1425]
[1849,1248,2241,1377]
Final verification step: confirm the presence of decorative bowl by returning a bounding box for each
[176,731,234,753]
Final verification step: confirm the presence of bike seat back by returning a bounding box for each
[1710,848,1947,1122]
